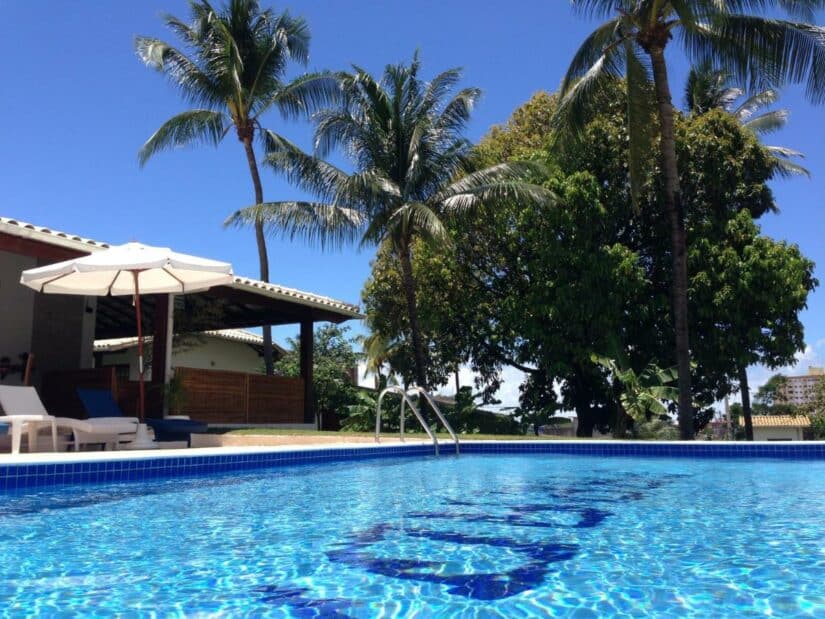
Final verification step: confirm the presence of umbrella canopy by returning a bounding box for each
[20,242,233,295]
[20,242,234,422]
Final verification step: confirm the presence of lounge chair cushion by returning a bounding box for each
[77,388,125,418]
[77,388,207,446]
[145,418,208,445]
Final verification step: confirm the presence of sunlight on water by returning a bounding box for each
[1,454,824,617]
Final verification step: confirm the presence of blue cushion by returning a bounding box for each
[77,388,124,418]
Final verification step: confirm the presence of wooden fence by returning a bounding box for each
[176,367,304,424]
[39,366,303,424]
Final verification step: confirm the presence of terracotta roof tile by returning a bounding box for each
[747,415,810,428]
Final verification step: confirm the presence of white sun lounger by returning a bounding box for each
[0,386,139,453]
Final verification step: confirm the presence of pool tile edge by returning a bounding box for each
[2,440,825,491]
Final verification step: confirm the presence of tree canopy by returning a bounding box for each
[275,324,358,425]
[363,87,816,437]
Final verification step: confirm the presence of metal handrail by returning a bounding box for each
[375,386,460,455]
[409,387,460,455]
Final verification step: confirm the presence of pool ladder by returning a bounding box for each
[375,386,460,455]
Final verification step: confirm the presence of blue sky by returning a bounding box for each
[2,1,823,405]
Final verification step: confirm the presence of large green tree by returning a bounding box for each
[690,211,816,439]
[227,54,548,390]
[275,324,358,426]
[364,163,650,436]
[557,0,825,438]
[365,90,815,437]
[136,0,337,374]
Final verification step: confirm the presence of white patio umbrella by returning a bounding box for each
[20,242,234,420]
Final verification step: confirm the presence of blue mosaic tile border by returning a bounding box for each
[0,444,433,492]
[460,441,825,459]
[2,441,824,492]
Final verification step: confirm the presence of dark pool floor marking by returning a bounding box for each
[406,503,611,529]
[320,472,689,601]
[328,527,578,601]
[251,472,692,607]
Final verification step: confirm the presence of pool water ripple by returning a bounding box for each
[0,454,824,617]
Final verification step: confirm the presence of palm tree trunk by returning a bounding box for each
[648,46,694,440]
[241,135,275,375]
[739,365,754,441]
[398,240,428,390]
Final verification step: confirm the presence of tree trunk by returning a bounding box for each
[576,409,595,438]
[241,135,274,375]
[571,370,595,437]
[648,46,694,440]
[739,365,754,441]
[398,241,428,390]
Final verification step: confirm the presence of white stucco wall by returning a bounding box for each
[752,427,804,441]
[173,336,263,374]
[1,251,98,388]
[0,251,36,386]
[99,335,263,380]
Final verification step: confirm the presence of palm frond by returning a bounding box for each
[259,128,303,155]
[264,148,350,202]
[385,202,449,247]
[434,161,547,202]
[625,39,656,205]
[135,36,222,108]
[225,201,364,250]
[766,148,811,178]
[683,63,742,113]
[440,181,557,213]
[697,16,825,104]
[560,17,625,95]
[571,0,634,21]
[732,88,781,119]
[421,67,464,114]
[138,110,227,166]
[767,145,806,159]
[254,71,343,121]
[716,1,825,23]
[433,87,483,140]
[553,47,626,136]
[742,108,789,134]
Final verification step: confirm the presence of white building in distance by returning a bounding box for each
[779,366,825,406]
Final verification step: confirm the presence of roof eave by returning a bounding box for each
[230,278,364,320]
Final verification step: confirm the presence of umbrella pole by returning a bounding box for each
[133,271,145,422]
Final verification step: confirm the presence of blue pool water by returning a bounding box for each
[1,454,824,617]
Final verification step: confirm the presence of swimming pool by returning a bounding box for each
[1,452,823,616]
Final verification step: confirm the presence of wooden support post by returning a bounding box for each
[300,319,315,425]
[151,293,175,417]
[151,294,170,385]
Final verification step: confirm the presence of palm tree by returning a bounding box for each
[359,330,398,389]
[557,1,825,439]
[684,63,810,178]
[135,0,338,374]
[227,54,550,390]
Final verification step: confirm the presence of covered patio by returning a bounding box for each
[0,216,361,429]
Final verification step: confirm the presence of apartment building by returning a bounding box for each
[779,366,825,405]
